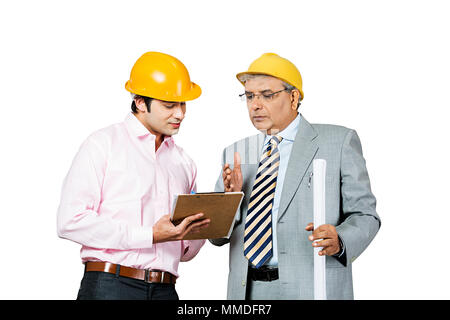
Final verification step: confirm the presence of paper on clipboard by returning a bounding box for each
[170,192,244,240]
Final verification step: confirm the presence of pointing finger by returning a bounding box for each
[234,152,241,171]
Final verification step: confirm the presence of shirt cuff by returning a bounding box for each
[181,239,205,262]
[333,235,345,258]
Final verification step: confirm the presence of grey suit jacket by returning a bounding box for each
[210,115,380,300]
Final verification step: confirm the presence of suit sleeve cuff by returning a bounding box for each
[332,235,347,267]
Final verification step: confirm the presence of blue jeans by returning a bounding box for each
[77,271,179,300]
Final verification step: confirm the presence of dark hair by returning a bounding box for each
[131,95,153,113]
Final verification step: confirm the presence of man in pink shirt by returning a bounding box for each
[57,52,209,300]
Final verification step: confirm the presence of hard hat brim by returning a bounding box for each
[236,71,304,101]
[125,81,202,102]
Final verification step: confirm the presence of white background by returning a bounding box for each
[1,0,449,299]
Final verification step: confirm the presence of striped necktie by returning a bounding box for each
[244,135,282,268]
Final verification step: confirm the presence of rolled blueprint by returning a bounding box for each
[313,159,327,300]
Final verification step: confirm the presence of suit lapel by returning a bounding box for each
[277,116,318,222]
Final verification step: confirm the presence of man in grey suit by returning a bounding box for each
[210,53,380,300]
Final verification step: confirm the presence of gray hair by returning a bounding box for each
[238,74,301,109]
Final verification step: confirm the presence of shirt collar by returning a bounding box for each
[125,112,151,137]
[124,112,175,147]
[264,113,301,145]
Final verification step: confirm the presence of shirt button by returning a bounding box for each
[242,280,246,286]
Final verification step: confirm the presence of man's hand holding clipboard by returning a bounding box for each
[153,213,210,243]
[171,191,244,240]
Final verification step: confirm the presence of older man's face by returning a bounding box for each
[244,76,298,135]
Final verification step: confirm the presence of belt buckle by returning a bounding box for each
[144,269,167,283]
[144,269,152,283]
[252,266,278,282]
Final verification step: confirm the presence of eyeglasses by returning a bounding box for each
[239,88,289,102]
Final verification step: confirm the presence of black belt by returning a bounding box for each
[248,266,279,282]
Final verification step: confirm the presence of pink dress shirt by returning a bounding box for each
[57,113,205,277]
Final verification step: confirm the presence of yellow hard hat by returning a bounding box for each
[125,52,201,102]
[236,53,304,101]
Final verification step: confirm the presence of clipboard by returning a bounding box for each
[170,192,244,240]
